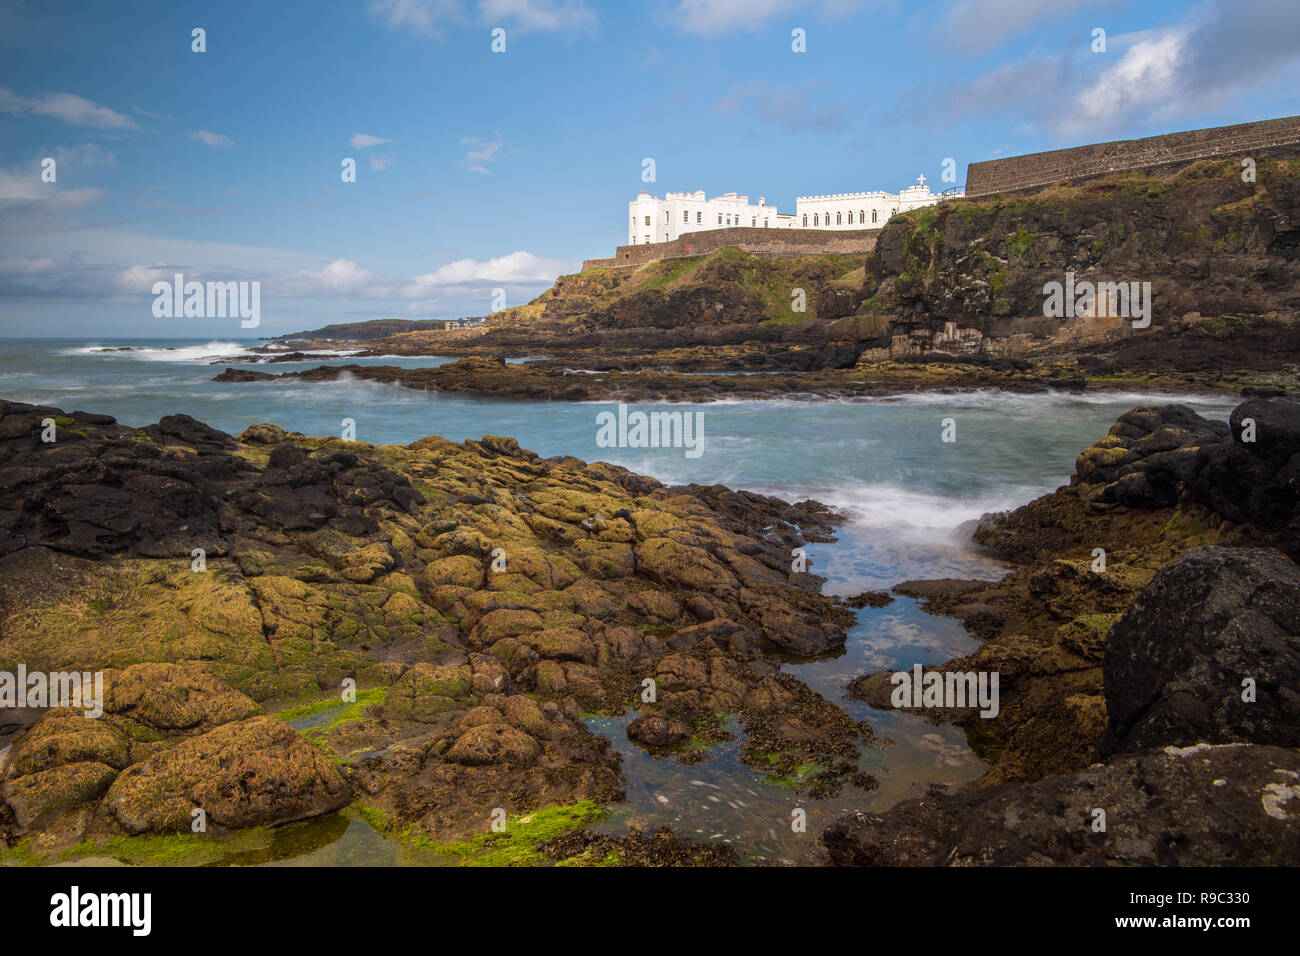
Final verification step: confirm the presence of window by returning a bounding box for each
[813,213,819,226]
[718,214,723,224]
[644,216,651,226]
[665,211,670,223]
[859,209,865,223]
[836,212,842,225]
[764,219,769,228]
[872,209,877,223]
[802,214,808,226]
[751,217,756,227]
[631,236,636,244]
[697,211,702,223]
[683,211,689,223]
[644,235,650,244]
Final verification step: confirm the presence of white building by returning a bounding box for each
[628,176,955,245]
[629,190,795,245]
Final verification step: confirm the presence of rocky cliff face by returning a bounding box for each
[839,156,1300,377]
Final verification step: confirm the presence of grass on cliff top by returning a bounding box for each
[520,246,863,326]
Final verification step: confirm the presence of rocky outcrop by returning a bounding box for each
[105,716,351,833]
[1100,546,1300,755]
[215,355,1094,403]
[825,743,1300,866]
[827,399,1300,865]
[828,543,1300,865]
[0,399,865,857]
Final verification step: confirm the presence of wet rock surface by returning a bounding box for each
[825,743,1300,866]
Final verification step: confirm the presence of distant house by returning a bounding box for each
[443,317,485,330]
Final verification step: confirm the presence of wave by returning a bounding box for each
[60,341,257,363]
[750,481,1046,534]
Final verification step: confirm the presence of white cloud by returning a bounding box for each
[0,257,56,276]
[935,0,1101,54]
[54,143,118,167]
[113,264,173,293]
[402,250,572,294]
[460,135,503,174]
[366,0,465,37]
[267,251,575,303]
[478,0,594,34]
[369,154,395,171]
[189,130,235,149]
[0,87,138,130]
[673,0,857,37]
[273,259,382,297]
[133,106,174,121]
[350,132,392,148]
[367,0,593,37]
[1067,30,1187,135]
[0,164,104,235]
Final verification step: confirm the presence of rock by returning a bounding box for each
[7,710,130,776]
[445,723,542,767]
[1100,546,1300,755]
[825,743,1300,866]
[107,663,261,734]
[104,716,351,833]
[4,761,118,829]
[626,715,692,748]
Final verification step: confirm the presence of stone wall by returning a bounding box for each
[582,226,880,271]
[966,114,1300,198]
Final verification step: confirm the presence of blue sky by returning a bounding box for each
[2,0,1298,336]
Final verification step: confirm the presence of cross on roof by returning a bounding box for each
[917,173,926,185]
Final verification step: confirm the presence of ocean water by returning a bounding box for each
[0,338,1239,864]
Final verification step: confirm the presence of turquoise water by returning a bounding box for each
[0,338,1239,864]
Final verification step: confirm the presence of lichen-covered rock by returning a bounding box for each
[0,399,858,852]
[4,761,118,829]
[104,716,351,833]
[445,723,542,767]
[107,662,261,734]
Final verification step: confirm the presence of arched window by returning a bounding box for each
[813,213,819,226]
[836,212,842,225]
[859,209,865,223]
[871,209,878,223]
[802,214,808,226]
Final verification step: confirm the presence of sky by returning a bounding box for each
[1,0,1298,337]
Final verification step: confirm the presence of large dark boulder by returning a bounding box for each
[825,743,1300,866]
[1099,546,1300,756]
